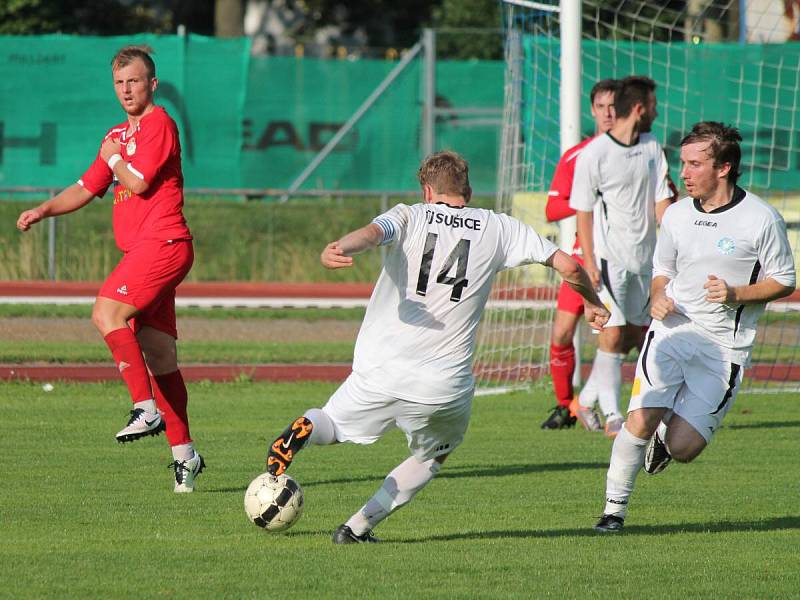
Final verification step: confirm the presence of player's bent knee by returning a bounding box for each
[625,409,662,439]
[599,327,625,352]
[92,297,137,335]
[304,407,337,445]
[668,441,705,463]
[551,328,576,347]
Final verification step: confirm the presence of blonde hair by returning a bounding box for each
[417,151,471,198]
[111,45,156,79]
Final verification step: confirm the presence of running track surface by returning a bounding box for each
[2,281,799,384]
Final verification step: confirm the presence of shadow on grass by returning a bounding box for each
[203,462,607,492]
[304,461,607,488]
[727,420,800,430]
[396,515,800,543]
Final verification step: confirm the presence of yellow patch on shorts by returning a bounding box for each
[631,377,641,397]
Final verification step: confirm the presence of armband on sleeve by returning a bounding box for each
[372,216,397,246]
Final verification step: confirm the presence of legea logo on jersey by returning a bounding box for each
[717,237,736,255]
[126,139,136,156]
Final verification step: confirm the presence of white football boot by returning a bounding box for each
[171,452,206,493]
[115,408,165,443]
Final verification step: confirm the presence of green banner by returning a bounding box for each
[0,34,503,194]
[4,34,800,196]
[242,56,503,191]
[0,34,248,189]
[242,56,422,190]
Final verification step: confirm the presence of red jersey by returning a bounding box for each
[545,136,596,254]
[79,106,192,252]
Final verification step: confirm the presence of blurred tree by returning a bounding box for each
[431,0,502,59]
[0,0,214,35]
[303,0,437,50]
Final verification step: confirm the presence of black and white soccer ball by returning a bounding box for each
[244,472,304,532]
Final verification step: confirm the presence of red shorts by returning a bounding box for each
[555,254,585,316]
[98,239,193,338]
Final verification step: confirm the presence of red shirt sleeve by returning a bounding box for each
[545,146,580,222]
[79,150,113,197]
[127,112,176,184]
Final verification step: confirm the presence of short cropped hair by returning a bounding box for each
[111,45,156,79]
[417,151,471,199]
[614,76,656,119]
[590,79,619,103]
[680,121,742,186]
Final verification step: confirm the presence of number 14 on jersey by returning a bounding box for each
[415,232,471,302]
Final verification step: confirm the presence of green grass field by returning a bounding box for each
[1,381,798,598]
[0,340,356,364]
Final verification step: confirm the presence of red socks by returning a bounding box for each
[104,327,152,404]
[550,342,576,408]
[151,370,192,446]
[104,328,191,447]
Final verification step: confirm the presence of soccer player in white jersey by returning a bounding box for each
[570,76,676,437]
[261,151,610,544]
[539,78,618,430]
[594,122,796,532]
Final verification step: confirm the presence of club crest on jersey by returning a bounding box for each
[717,237,735,255]
[126,139,137,156]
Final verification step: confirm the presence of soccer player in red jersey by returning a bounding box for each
[540,79,619,430]
[16,45,204,492]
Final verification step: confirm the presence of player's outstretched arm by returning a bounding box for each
[320,223,384,269]
[650,275,675,320]
[16,184,95,231]
[547,249,609,330]
[704,274,794,305]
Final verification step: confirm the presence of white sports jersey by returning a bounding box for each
[353,202,559,404]
[654,188,796,362]
[570,132,673,274]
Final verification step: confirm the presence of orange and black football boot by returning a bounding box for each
[266,416,314,476]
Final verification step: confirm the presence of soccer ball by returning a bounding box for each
[244,472,304,532]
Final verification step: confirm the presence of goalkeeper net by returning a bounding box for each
[475,0,800,394]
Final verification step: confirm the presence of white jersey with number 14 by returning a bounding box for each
[353,202,559,404]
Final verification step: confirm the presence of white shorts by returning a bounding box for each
[598,258,651,327]
[627,324,743,442]
[322,372,473,461]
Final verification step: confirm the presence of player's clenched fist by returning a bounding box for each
[650,293,675,321]
[584,304,610,331]
[703,274,734,304]
[100,137,123,162]
[320,242,353,269]
[17,207,45,231]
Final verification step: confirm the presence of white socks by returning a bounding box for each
[345,456,442,535]
[593,350,624,420]
[578,363,598,407]
[171,443,195,462]
[604,424,649,518]
[134,399,157,414]
[304,408,337,446]
[579,350,622,412]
